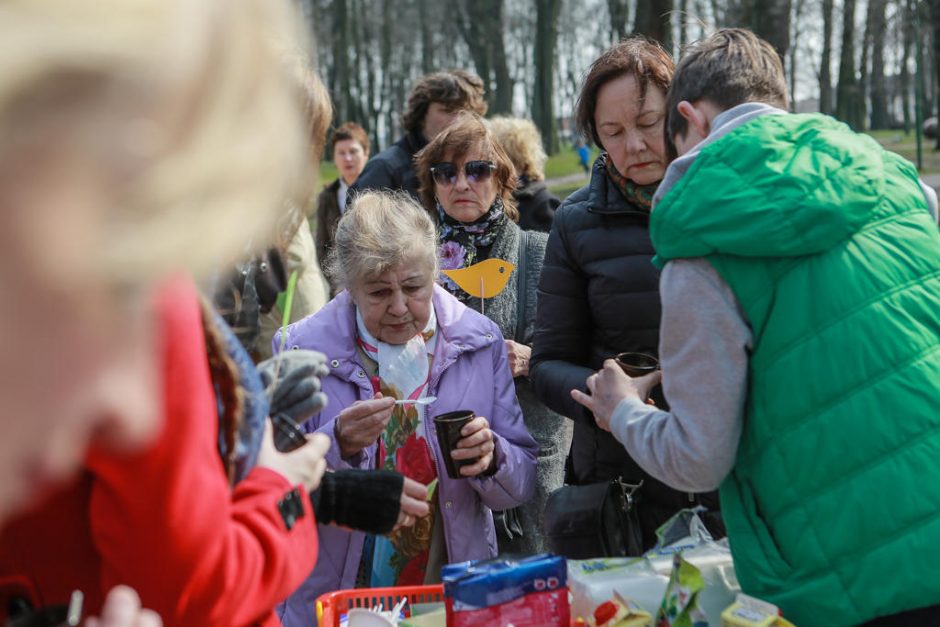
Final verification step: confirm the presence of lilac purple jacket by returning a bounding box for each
[274,285,538,626]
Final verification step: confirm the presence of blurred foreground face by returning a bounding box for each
[0,0,314,523]
[0,146,160,521]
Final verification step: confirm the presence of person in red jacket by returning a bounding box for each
[0,278,330,626]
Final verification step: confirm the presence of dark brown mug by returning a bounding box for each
[433,410,476,479]
[614,352,660,377]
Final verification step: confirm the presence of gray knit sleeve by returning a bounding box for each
[608,258,752,492]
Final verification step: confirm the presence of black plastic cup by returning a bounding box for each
[614,352,660,377]
[272,414,307,452]
[433,410,476,479]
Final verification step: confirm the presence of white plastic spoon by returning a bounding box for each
[393,396,437,406]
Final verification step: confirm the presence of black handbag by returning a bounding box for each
[543,478,644,559]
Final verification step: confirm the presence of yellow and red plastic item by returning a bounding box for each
[592,591,653,627]
[720,594,795,627]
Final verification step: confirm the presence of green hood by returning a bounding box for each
[651,113,924,263]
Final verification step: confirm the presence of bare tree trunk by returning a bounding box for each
[534,0,562,154]
[741,0,792,62]
[709,0,726,25]
[931,0,940,147]
[836,0,863,129]
[900,0,914,132]
[634,0,674,50]
[869,0,890,129]
[609,0,631,40]
[377,0,393,145]
[491,30,513,115]
[789,0,807,109]
[694,0,707,39]
[679,0,689,49]
[455,0,513,115]
[330,0,351,124]
[419,0,435,75]
[819,0,834,115]
[859,0,875,128]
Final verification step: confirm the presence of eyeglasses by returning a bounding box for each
[430,160,496,186]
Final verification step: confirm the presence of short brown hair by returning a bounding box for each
[666,28,789,143]
[414,112,518,222]
[575,37,674,149]
[331,121,370,154]
[401,70,487,138]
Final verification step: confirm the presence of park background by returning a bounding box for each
[298,0,940,198]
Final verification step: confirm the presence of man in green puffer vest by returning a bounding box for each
[572,28,940,626]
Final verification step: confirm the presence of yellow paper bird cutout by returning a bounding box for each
[442,258,516,299]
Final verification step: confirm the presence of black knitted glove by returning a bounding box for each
[310,469,404,534]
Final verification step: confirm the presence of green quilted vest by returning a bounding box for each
[652,113,940,626]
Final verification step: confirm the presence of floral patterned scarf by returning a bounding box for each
[437,198,508,299]
[603,153,659,211]
[355,309,440,587]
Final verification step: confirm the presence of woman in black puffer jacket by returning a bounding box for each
[529,37,724,550]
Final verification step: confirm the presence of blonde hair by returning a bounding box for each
[0,0,314,287]
[489,116,548,181]
[328,191,439,290]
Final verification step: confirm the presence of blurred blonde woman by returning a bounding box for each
[489,116,560,232]
[0,0,333,625]
[254,59,333,359]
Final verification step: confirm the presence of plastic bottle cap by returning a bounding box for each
[594,601,618,625]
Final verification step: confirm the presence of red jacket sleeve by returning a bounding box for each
[84,277,318,626]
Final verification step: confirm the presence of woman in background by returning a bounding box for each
[529,38,723,549]
[415,113,571,555]
[489,116,560,233]
[316,121,370,294]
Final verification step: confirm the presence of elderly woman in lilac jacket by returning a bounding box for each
[275,191,538,626]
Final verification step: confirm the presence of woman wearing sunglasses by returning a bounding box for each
[415,113,572,556]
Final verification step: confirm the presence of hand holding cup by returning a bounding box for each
[452,415,496,477]
[571,359,663,432]
[433,411,496,479]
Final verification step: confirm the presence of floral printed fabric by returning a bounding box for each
[437,199,508,297]
[354,308,440,587]
[603,152,658,211]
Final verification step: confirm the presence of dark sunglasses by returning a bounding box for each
[430,160,496,186]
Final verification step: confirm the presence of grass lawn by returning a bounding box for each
[548,182,587,201]
[544,144,600,179]
[318,130,940,203]
[866,129,940,174]
[317,161,339,191]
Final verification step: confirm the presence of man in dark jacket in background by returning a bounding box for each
[349,69,487,201]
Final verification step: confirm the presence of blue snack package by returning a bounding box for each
[442,553,566,611]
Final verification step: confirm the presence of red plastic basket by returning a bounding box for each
[316,584,445,627]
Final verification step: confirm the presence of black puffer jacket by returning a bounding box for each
[514,179,559,233]
[530,157,722,548]
[348,132,425,201]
